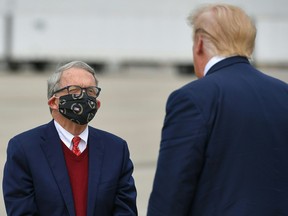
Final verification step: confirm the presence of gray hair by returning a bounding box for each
[47,61,99,99]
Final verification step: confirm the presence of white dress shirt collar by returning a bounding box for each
[204,56,226,76]
[54,120,89,153]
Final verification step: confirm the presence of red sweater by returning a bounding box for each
[62,143,89,216]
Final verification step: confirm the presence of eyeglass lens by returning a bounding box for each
[68,86,99,97]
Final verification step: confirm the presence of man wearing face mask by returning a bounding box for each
[2,61,138,216]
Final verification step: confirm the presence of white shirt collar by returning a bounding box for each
[204,56,226,76]
[54,120,89,152]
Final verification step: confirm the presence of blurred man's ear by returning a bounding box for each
[96,100,101,109]
[48,96,58,111]
[195,35,204,55]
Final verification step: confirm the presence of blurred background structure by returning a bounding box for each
[0,0,288,72]
[0,0,288,215]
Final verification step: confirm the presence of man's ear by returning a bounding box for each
[48,96,58,110]
[96,100,101,109]
[195,35,204,55]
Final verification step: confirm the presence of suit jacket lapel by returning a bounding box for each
[87,128,104,216]
[40,121,75,216]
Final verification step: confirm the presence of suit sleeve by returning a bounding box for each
[113,141,138,216]
[148,89,208,216]
[2,137,39,216]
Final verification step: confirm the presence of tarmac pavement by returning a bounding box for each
[0,66,287,215]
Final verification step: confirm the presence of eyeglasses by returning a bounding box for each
[53,85,101,98]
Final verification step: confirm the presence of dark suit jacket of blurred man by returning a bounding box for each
[148,56,288,215]
[3,120,137,216]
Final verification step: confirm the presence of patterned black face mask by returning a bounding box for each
[58,92,98,125]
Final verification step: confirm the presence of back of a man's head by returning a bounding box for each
[188,4,257,59]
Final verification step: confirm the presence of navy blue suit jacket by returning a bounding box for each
[148,56,288,215]
[3,120,137,216]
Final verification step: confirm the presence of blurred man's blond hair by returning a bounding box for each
[188,4,257,59]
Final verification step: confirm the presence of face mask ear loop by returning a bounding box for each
[53,94,60,99]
